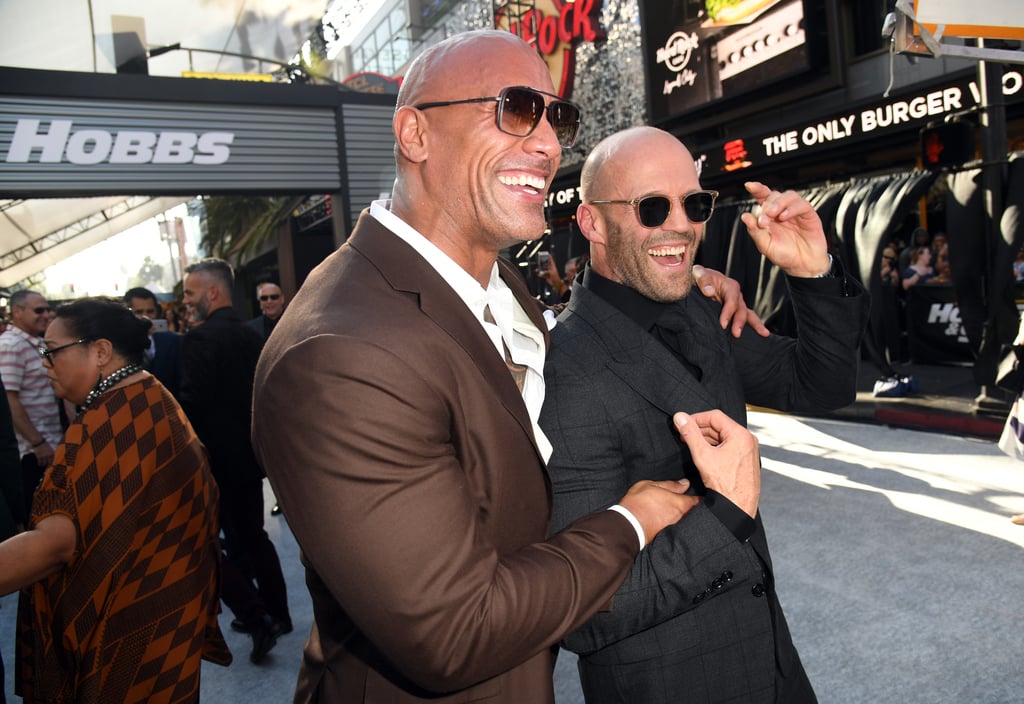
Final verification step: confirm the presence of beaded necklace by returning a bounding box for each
[82,363,143,409]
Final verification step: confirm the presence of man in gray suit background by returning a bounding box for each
[541,126,870,703]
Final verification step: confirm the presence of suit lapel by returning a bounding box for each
[348,214,542,457]
[563,283,719,416]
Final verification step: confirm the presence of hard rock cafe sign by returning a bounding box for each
[494,0,606,99]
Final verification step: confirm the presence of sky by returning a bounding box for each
[332,0,390,49]
[0,0,328,76]
[0,0,332,294]
[39,204,202,302]
[1,0,393,296]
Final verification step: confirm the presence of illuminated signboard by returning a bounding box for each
[694,70,1024,177]
[342,71,402,95]
[495,0,605,98]
[641,0,827,122]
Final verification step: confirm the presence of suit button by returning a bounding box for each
[692,591,706,605]
[751,583,765,597]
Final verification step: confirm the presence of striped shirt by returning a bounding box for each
[0,326,62,454]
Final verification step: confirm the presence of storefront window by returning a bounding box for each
[346,4,411,78]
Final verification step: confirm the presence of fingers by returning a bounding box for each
[675,410,719,446]
[744,181,770,201]
[740,211,770,253]
[647,478,691,494]
[693,266,758,339]
[674,409,750,448]
[740,309,771,339]
[673,410,761,517]
[620,479,701,545]
[692,265,712,295]
[715,277,742,331]
[744,182,811,226]
[693,265,727,302]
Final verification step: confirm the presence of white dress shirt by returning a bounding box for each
[370,200,553,462]
[368,200,646,549]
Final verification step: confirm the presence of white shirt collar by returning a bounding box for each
[369,199,552,462]
[370,199,494,318]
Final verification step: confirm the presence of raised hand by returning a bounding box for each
[739,181,830,279]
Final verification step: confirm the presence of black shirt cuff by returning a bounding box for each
[704,490,756,543]
[787,254,855,297]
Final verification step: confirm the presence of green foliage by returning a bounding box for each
[198,195,305,263]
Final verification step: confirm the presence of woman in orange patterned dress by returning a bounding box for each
[0,296,230,703]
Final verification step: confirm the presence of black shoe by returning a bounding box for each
[236,615,292,636]
[271,504,282,516]
[248,615,279,664]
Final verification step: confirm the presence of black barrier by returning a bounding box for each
[905,285,972,364]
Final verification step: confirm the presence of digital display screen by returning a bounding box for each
[641,0,822,122]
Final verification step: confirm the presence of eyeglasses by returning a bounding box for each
[259,294,281,302]
[589,191,719,228]
[37,338,89,363]
[32,306,52,315]
[414,86,582,148]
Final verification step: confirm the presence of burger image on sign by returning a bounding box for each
[703,0,783,26]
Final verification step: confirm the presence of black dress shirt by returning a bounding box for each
[581,266,756,543]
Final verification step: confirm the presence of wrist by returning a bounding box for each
[810,254,835,279]
[31,438,46,448]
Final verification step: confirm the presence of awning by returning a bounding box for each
[0,196,189,289]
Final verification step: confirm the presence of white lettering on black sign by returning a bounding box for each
[4,119,235,165]
[657,31,700,97]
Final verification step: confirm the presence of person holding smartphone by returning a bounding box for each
[536,250,569,304]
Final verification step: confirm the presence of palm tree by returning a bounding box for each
[197,195,305,263]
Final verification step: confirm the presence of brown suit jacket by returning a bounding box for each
[252,210,639,703]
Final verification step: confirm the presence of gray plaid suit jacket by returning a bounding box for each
[540,272,868,704]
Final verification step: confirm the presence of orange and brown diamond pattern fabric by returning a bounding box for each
[16,376,230,704]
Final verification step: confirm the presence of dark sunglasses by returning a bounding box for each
[414,86,582,148]
[32,306,52,315]
[37,338,89,363]
[259,294,281,301]
[589,191,719,228]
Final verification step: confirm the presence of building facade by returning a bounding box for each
[332,0,1023,374]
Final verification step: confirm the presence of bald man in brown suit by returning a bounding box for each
[252,29,761,704]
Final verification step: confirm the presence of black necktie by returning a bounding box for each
[652,304,703,381]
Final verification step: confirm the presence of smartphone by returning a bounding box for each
[537,251,551,269]
[151,318,169,333]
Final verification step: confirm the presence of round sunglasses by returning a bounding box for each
[590,191,719,228]
[414,86,582,149]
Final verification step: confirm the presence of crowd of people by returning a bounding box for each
[0,271,291,702]
[879,226,952,291]
[875,225,956,372]
[0,26,1017,704]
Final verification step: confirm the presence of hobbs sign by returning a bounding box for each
[0,93,341,195]
[5,119,234,165]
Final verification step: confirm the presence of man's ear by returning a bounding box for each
[576,204,606,246]
[394,106,428,163]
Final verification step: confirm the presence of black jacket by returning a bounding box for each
[180,306,265,484]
